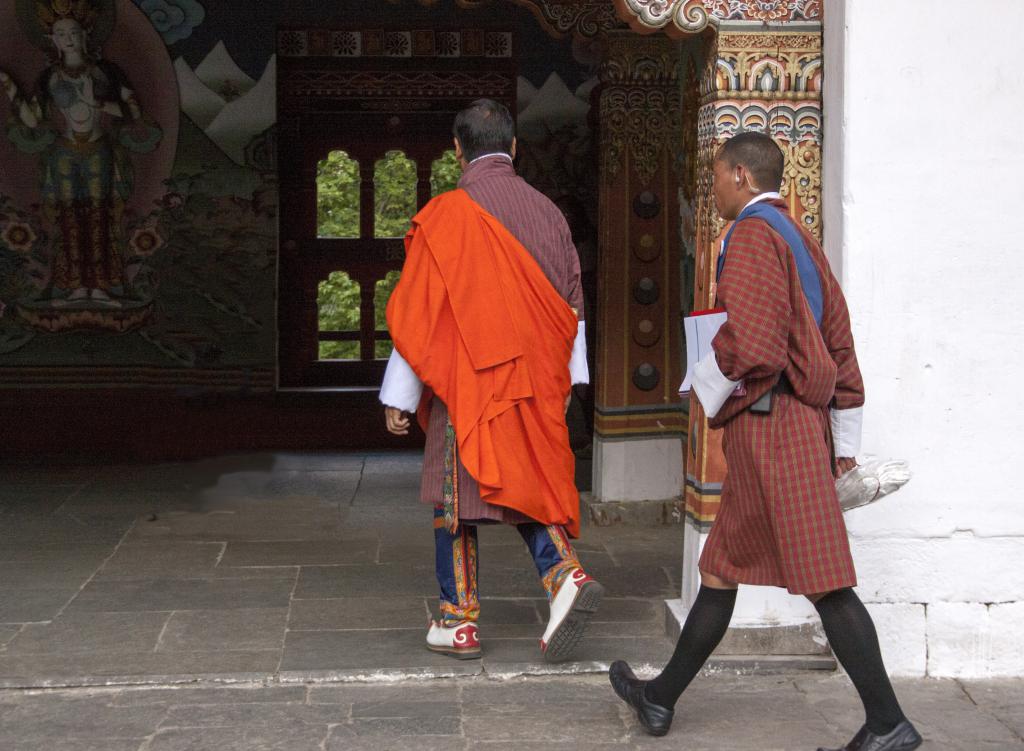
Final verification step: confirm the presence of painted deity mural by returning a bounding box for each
[0,0,278,386]
[2,0,164,326]
[0,0,275,383]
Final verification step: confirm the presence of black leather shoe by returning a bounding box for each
[608,660,674,737]
[817,719,923,751]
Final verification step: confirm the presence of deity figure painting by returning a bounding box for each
[0,0,161,317]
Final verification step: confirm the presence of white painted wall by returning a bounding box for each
[824,0,1024,677]
[593,437,685,502]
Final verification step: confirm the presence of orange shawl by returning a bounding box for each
[386,189,581,536]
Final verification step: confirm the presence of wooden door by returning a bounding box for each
[276,26,517,389]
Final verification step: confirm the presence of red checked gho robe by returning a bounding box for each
[697,197,865,595]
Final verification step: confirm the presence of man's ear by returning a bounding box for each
[739,165,760,193]
[453,137,463,161]
[510,137,517,160]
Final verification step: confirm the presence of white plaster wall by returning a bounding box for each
[824,0,1024,676]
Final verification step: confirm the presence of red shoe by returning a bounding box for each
[426,619,481,660]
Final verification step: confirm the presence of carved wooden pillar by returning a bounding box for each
[592,32,686,505]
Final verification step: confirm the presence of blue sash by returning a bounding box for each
[717,201,823,326]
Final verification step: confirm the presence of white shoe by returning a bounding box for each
[541,568,604,663]
[426,619,481,660]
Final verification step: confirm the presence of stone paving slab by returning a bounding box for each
[0,450,775,692]
[158,608,290,652]
[0,625,23,648]
[0,674,1020,750]
[125,508,350,542]
[0,515,134,546]
[0,542,113,564]
[280,628,486,676]
[268,452,370,471]
[0,586,80,623]
[962,679,1024,738]
[92,541,225,580]
[147,725,331,751]
[219,538,379,567]
[288,595,432,631]
[0,650,283,689]
[63,576,298,613]
[0,558,125,588]
[5,612,171,655]
[293,562,437,599]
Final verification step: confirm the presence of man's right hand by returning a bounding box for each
[836,456,857,477]
[385,407,411,435]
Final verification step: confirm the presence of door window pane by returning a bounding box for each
[374,150,417,238]
[431,150,460,196]
[374,270,402,359]
[317,151,360,238]
[317,270,360,360]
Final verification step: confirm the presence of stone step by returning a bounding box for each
[665,600,838,673]
[704,654,837,673]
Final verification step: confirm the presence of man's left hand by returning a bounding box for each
[836,456,857,477]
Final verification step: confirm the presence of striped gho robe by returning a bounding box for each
[692,195,865,595]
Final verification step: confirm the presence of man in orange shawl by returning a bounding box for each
[381,99,603,662]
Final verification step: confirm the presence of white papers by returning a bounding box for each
[679,309,744,397]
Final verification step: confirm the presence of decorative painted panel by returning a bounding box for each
[686,26,823,528]
[594,32,685,444]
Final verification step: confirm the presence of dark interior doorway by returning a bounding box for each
[275,3,602,464]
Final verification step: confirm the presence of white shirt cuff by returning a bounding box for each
[692,351,740,419]
[831,406,863,457]
[379,348,423,412]
[569,321,589,385]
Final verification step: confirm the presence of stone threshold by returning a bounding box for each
[665,598,838,673]
[0,656,835,691]
[583,493,686,526]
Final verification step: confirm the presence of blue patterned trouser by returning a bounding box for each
[434,504,581,625]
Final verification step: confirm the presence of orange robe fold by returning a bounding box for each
[386,189,581,536]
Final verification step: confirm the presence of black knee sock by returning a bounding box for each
[645,585,737,709]
[814,588,905,735]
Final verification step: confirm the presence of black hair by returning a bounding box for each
[716,131,785,191]
[452,99,515,162]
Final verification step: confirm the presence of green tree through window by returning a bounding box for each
[317,271,360,360]
[317,151,359,238]
[432,150,460,196]
[375,151,416,238]
[315,149,464,361]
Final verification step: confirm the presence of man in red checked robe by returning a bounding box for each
[610,133,922,751]
[380,99,603,663]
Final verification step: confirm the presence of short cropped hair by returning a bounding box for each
[716,131,785,192]
[453,99,515,162]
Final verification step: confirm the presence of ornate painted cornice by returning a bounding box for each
[515,1,623,38]
[615,0,821,36]
[383,0,623,39]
